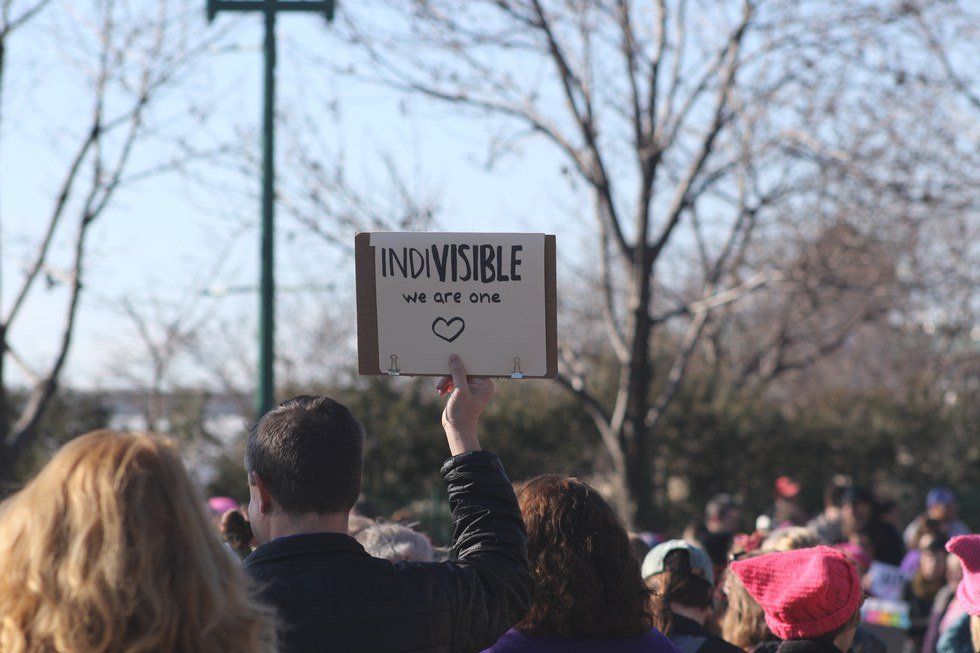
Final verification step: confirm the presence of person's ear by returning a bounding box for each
[251,472,275,514]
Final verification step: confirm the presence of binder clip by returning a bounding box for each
[387,354,401,376]
[510,357,525,379]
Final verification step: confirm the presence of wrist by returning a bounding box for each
[445,426,481,456]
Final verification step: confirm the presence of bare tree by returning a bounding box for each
[0,0,225,481]
[324,0,810,526]
[276,104,439,248]
[321,0,978,527]
[0,0,52,139]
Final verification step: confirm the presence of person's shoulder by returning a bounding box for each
[479,628,529,653]
[643,627,682,653]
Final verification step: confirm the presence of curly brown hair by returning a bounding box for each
[516,475,653,638]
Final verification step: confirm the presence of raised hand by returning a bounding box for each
[436,354,494,456]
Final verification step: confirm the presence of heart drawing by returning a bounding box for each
[432,316,465,343]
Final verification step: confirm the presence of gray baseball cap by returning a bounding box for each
[641,539,714,586]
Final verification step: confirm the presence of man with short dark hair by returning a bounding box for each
[243,355,531,653]
[903,487,971,548]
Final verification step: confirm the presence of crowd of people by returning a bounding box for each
[0,354,977,653]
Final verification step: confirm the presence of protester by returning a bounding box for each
[904,519,951,575]
[0,430,276,653]
[755,524,882,653]
[701,530,736,620]
[868,500,907,567]
[763,476,808,528]
[221,508,256,560]
[644,540,742,653]
[841,487,905,565]
[841,487,874,540]
[481,474,676,653]
[808,477,852,544]
[905,489,971,549]
[903,530,950,650]
[242,355,531,653]
[938,535,980,653]
[706,494,742,535]
[209,495,240,526]
[721,556,772,652]
[731,547,864,653]
[356,522,435,562]
[923,554,964,653]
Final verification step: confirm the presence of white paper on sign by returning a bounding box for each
[371,232,547,377]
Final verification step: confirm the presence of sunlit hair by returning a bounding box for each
[761,526,820,553]
[0,430,276,653]
[516,474,653,638]
[722,552,771,651]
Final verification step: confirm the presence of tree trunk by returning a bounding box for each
[622,415,656,529]
[613,248,656,530]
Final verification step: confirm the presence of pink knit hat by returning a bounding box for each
[731,546,863,639]
[946,535,980,615]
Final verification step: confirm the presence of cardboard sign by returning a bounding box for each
[355,232,557,378]
[867,562,911,602]
[861,597,911,630]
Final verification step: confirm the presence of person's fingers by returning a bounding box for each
[474,378,495,401]
[467,377,492,395]
[449,354,468,394]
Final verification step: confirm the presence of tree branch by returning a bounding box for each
[528,0,632,261]
[648,1,752,264]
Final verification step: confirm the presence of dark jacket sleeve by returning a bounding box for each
[433,450,532,653]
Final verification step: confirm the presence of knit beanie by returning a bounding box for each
[946,534,980,615]
[730,546,862,640]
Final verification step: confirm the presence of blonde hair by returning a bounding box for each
[722,555,771,650]
[0,430,276,653]
[761,526,820,553]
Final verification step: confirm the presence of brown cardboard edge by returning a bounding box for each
[543,234,558,379]
[355,233,382,375]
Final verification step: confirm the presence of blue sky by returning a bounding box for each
[6,0,975,393]
[1,7,589,389]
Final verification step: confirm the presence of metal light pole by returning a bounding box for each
[206,0,334,417]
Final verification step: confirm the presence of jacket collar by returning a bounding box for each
[243,532,368,567]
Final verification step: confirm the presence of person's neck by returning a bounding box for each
[265,511,349,541]
[832,628,857,653]
[670,603,708,625]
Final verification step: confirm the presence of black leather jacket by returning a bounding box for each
[244,451,532,653]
